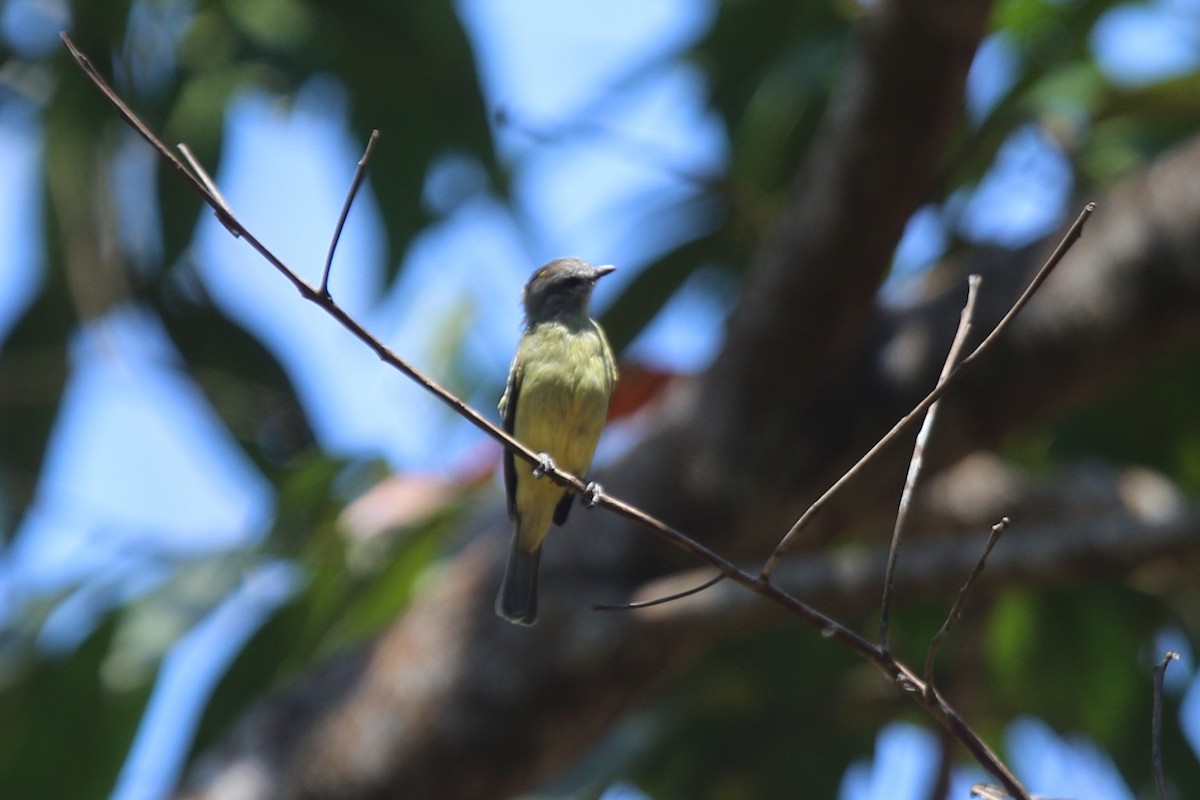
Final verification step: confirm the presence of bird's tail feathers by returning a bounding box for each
[496,534,542,625]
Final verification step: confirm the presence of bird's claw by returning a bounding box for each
[532,453,557,479]
[583,482,604,508]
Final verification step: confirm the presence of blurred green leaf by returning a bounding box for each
[633,627,869,799]
[1041,344,1200,492]
[985,585,1164,742]
[5,0,1200,796]
[189,453,461,756]
[0,615,150,799]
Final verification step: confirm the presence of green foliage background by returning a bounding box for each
[1,0,1198,798]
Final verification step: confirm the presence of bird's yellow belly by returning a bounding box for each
[515,359,609,478]
[510,323,613,549]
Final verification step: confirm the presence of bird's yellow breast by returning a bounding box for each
[512,319,615,478]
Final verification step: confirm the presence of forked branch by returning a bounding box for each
[763,203,1094,579]
[60,33,1099,800]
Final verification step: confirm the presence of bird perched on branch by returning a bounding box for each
[496,257,618,625]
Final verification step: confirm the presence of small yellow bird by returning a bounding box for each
[496,258,618,625]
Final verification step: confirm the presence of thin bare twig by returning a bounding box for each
[1153,649,1180,800]
[928,730,956,800]
[321,129,380,296]
[177,143,235,225]
[763,203,1095,579]
[591,489,1030,799]
[60,33,559,490]
[592,572,726,612]
[924,517,1009,693]
[64,33,1034,800]
[880,275,980,650]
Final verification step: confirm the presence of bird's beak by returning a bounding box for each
[593,264,617,280]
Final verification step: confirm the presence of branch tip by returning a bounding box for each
[592,572,725,613]
[63,33,1035,800]
[880,274,980,648]
[764,202,1093,578]
[923,516,1010,692]
[321,129,382,294]
[1153,649,1180,800]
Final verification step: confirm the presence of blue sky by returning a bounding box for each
[1,0,1199,798]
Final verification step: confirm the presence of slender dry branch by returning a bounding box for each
[582,489,1030,798]
[880,275,980,650]
[1153,650,1180,800]
[61,32,1034,800]
[177,143,234,221]
[60,33,562,492]
[924,517,1009,692]
[928,731,956,800]
[321,129,380,296]
[764,203,1095,578]
[592,572,725,612]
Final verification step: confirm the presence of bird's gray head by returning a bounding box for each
[522,257,615,324]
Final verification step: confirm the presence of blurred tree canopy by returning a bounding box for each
[2,0,1200,798]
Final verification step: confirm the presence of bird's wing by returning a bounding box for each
[500,354,523,520]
